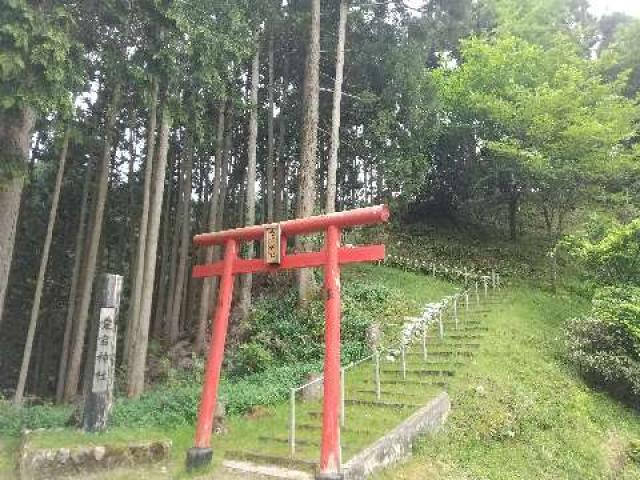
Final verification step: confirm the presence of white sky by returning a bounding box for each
[403,0,640,18]
[589,0,640,17]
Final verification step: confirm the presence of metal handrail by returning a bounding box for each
[287,264,501,458]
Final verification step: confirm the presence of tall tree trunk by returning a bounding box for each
[274,51,289,222]
[196,105,226,354]
[163,156,182,336]
[124,79,158,365]
[152,154,174,339]
[63,83,122,401]
[14,130,70,406]
[164,200,180,332]
[56,155,94,402]
[295,0,321,304]
[126,110,137,272]
[326,1,347,213]
[127,96,171,398]
[0,106,36,327]
[168,127,194,344]
[216,102,233,232]
[508,193,518,241]
[238,48,260,321]
[266,31,276,223]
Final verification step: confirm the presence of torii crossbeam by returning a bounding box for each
[186,205,390,479]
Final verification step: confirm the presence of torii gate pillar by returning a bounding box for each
[186,205,389,479]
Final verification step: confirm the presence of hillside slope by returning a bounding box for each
[375,287,640,479]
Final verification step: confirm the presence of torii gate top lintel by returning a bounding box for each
[193,204,390,246]
[187,205,390,479]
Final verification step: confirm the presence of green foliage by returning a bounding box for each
[0,152,27,190]
[235,281,394,371]
[599,18,640,98]
[110,363,320,428]
[492,0,595,49]
[563,219,640,286]
[0,399,72,436]
[432,33,638,236]
[0,0,80,114]
[592,287,640,353]
[565,314,640,408]
[232,343,274,376]
[562,219,640,407]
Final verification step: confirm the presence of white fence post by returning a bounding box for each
[289,388,296,457]
[375,351,381,400]
[340,368,345,427]
[422,321,428,361]
[454,295,458,330]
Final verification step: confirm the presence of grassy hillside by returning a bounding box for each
[0,264,456,479]
[3,261,638,479]
[375,287,640,480]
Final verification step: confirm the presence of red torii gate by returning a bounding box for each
[186,205,390,479]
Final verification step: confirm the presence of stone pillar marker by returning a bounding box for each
[82,274,123,432]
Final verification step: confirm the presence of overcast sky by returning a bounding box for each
[403,0,640,18]
[589,0,640,17]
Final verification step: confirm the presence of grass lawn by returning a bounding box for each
[374,286,640,480]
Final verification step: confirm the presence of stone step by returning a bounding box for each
[361,378,448,387]
[297,423,374,435]
[402,361,465,368]
[224,450,319,474]
[223,459,313,480]
[426,342,481,348]
[442,323,488,329]
[382,368,456,377]
[259,436,315,447]
[354,389,429,398]
[344,399,422,409]
[406,350,473,357]
[426,334,485,339]
[306,398,421,417]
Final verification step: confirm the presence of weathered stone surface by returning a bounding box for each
[342,392,450,480]
[20,436,171,480]
[224,459,313,479]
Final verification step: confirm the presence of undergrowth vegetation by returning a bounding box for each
[563,219,640,408]
[229,282,394,375]
[0,269,422,437]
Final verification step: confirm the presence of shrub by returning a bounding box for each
[110,362,320,428]
[231,342,274,376]
[563,220,640,407]
[0,399,72,436]
[565,300,640,408]
[245,281,394,369]
[592,287,640,356]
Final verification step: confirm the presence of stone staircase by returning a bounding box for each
[220,289,498,479]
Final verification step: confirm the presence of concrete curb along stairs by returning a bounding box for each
[342,392,450,480]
